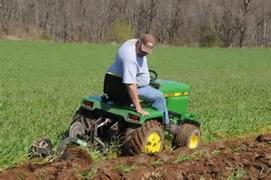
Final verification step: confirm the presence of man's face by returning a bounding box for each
[139,48,148,57]
[137,41,149,57]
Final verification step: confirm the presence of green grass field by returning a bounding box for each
[0,40,270,168]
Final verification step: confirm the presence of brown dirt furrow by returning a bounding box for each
[0,134,270,180]
[0,146,93,180]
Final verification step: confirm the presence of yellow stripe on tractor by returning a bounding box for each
[164,92,189,97]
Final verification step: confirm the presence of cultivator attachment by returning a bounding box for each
[68,111,123,154]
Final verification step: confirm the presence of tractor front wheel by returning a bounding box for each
[124,120,164,155]
[172,123,201,149]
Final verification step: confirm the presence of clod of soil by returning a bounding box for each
[0,146,92,180]
[0,134,270,179]
[256,133,271,143]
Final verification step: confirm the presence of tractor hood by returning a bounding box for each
[156,80,190,97]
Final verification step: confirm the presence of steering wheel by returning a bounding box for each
[149,69,158,83]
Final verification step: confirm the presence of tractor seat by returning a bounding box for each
[101,94,136,107]
[101,94,145,108]
[103,73,132,105]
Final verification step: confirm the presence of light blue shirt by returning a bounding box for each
[108,39,150,87]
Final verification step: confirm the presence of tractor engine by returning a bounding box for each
[157,80,191,117]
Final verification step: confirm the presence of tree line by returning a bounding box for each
[0,0,270,47]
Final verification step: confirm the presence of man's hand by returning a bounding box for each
[136,107,149,116]
[126,83,149,116]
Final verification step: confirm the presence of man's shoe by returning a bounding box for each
[165,123,180,134]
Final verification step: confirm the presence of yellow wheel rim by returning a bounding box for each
[143,132,161,153]
[188,133,199,149]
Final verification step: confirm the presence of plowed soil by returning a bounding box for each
[1,134,270,180]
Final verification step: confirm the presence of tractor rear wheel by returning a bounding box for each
[123,120,164,155]
[172,123,201,149]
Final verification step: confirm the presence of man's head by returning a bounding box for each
[136,34,156,57]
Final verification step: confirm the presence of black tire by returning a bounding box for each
[172,123,201,149]
[123,120,164,155]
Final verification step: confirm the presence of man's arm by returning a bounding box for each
[126,83,149,116]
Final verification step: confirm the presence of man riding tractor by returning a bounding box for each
[68,34,201,155]
[104,34,179,134]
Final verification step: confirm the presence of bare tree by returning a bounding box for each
[168,0,184,42]
[0,0,270,47]
[237,0,251,47]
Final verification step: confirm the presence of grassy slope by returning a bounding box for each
[0,40,270,167]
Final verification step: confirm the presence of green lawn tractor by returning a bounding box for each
[68,70,201,155]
